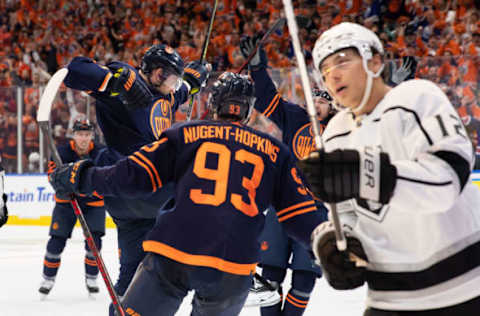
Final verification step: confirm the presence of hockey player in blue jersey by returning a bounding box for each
[240,36,331,316]
[48,72,328,316]
[39,119,106,297]
[62,44,211,300]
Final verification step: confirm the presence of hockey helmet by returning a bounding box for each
[209,72,255,122]
[313,88,333,102]
[312,22,384,114]
[72,119,94,132]
[141,44,184,77]
[312,22,384,73]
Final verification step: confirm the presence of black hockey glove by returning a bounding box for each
[239,34,268,71]
[311,221,368,290]
[183,61,211,96]
[48,160,94,197]
[297,148,397,204]
[0,193,8,227]
[106,66,153,108]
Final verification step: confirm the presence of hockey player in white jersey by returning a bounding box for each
[297,22,480,315]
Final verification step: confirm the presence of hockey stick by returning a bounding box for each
[281,0,348,252]
[37,68,125,316]
[186,0,218,121]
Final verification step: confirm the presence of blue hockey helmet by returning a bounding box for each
[141,44,185,77]
[209,72,255,122]
[72,119,94,132]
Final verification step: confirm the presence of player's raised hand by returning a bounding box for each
[48,160,94,197]
[239,34,268,70]
[297,148,397,204]
[311,221,368,290]
[106,66,153,108]
[183,61,211,95]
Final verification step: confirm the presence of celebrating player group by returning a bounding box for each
[40,6,480,316]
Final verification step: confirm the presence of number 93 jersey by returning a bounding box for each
[84,120,324,276]
[322,79,480,311]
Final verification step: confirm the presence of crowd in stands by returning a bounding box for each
[1,0,480,172]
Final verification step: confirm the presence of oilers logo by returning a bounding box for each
[292,123,325,160]
[150,98,173,139]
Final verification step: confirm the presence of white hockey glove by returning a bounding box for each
[311,221,368,290]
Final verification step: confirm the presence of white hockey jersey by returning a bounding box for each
[322,79,480,311]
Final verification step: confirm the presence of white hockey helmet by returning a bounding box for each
[313,22,384,72]
[312,23,384,114]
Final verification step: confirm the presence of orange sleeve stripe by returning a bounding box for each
[285,294,308,308]
[277,200,315,216]
[128,155,157,192]
[134,152,162,188]
[278,206,317,222]
[98,72,112,92]
[86,200,104,207]
[262,93,280,117]
[143,240,257,276]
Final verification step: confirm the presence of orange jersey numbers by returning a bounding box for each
[190,142,264,217]
[191,142,231,206]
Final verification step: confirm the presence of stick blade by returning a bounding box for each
[37,68,69,123]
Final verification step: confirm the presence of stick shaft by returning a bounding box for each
[186,0,219,121]
[282,0,346,251]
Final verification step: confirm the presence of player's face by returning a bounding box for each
[73,130,93,153]
[150,68,181,95]
[319,48,365,110]
[314,97,330,120]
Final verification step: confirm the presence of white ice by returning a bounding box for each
[0,226,366,315]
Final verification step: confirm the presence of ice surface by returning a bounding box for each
[0,226,366,315]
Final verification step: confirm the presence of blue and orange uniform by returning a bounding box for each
[251,67,329,316]
[63,56,189,295]
[42,139,106,286]
[76,120,325,316]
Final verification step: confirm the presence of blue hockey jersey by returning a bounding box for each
[252,68,330,160]
[80,121,324,275]
[63,57,189,218]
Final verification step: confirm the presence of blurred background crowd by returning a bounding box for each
[0,0,479,173]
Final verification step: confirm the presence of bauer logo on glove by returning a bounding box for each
[297,147,397,204]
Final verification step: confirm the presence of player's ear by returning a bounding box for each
[368,54,383,73]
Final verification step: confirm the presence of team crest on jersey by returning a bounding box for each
[292,123,324,159]
[150,98,172,139]
[353,198,389,222]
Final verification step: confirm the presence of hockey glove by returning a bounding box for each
[0,193,8,227]
[239,35,268,71]
[106,66,153,108]
[297,148,397,204]
[183,61,211,96]
[311,221,368,290]
[390,56,417,86]
[48,159,94,197]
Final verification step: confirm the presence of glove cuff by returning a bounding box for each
[358,148,397,204]
[73,160,95,195]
